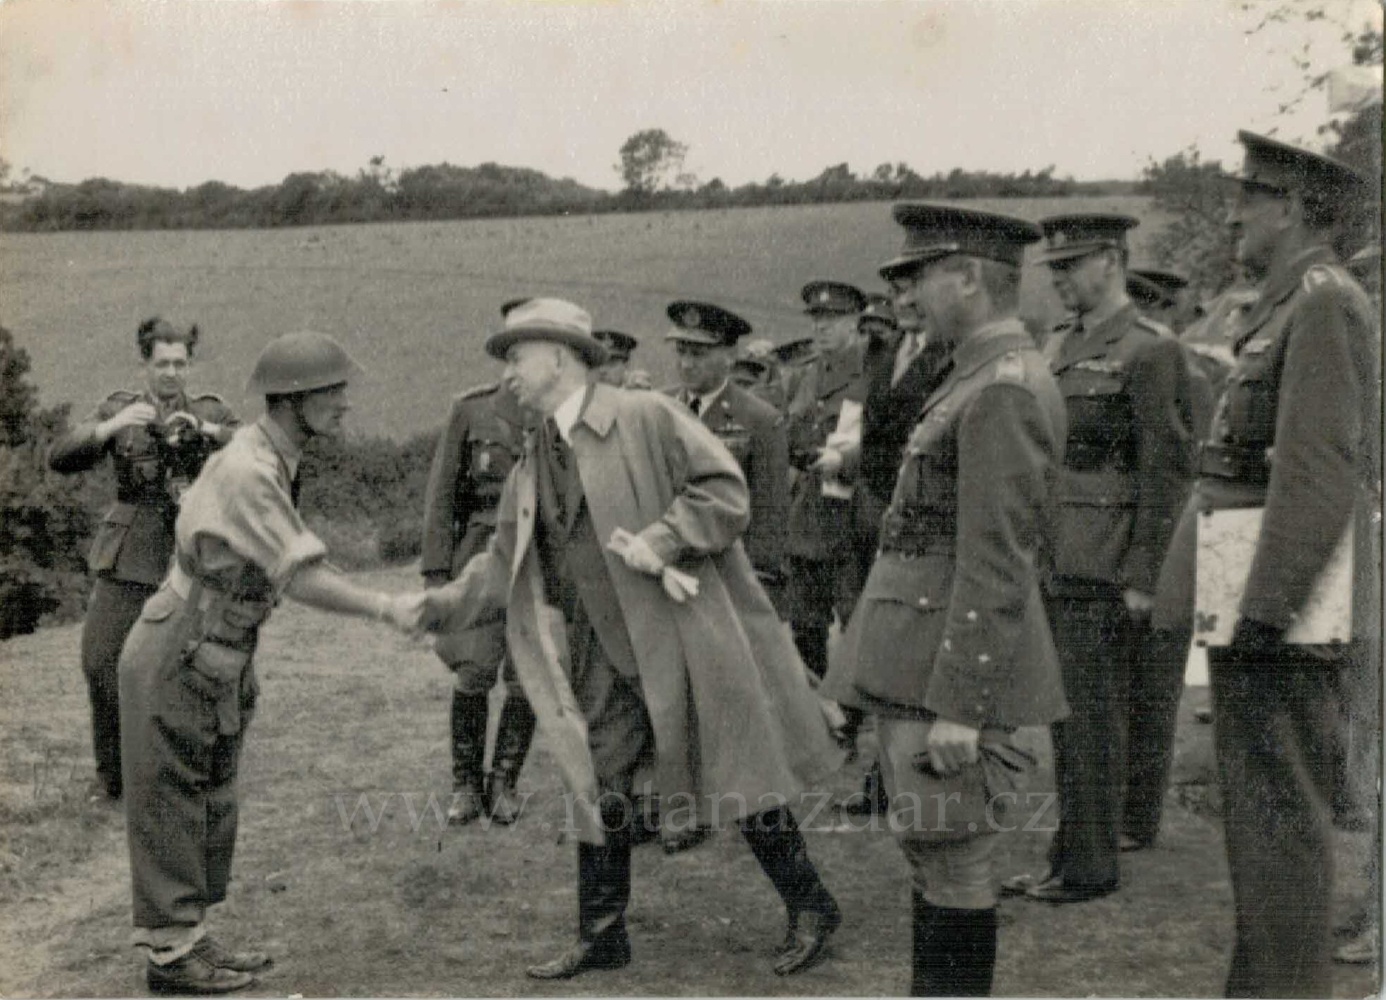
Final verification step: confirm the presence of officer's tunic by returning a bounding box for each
[419,382,528,684]
[1156,246,1380,997]
[119,415,326,957]
[827,318,1068,907]
[670,381,789,604]
[49,389,237,796]
[1040,304,1196,883]
[784,342,864,676]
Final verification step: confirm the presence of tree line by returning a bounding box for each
[0,151,1125,233]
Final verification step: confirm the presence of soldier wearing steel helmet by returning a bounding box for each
[118,331,429,995]
[49,317,238,804]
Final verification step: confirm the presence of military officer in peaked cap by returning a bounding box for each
[999,213,1198,904]
[117,331,428,994]
[593,329,651,389]
[783,280,868,690]
[1127,267,1193,332]
[420,304,540,827]
[825,202,1068,996]
[1154,131,1379,997]
[50,318,239,804]
[664,302,790,616]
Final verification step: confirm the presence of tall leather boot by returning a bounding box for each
[741,807,841,975]
[487,693,536,825]
[911,891,997,996]
[447,691,488,825]
[527,803,633,979]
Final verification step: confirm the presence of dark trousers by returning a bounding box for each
[1120,624,1186,846]
[1209,649,1339,998]
[81,576,156,795]
[1045,593,1127,889]
[120,588,255,933]
[787,555,862,680]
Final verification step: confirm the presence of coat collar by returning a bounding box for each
[1053,302,1137,371]
[571,381,621,440]
[946,317,1034,383]
[1237,244,1337,340]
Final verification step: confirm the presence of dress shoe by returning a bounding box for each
[487,774,524,826]
[146,953,254,995]
[1024,875,1117,904]
[774,906,840,976]
[1335,922,1380,964]
[661,826,713,855]
[446,783,485,826]
[1118,833,1151,852]
[193,935,274,973]
[1193,707,1214,724]
[525,936,632,980]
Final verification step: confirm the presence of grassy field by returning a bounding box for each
[0,565,1378,998]
[1,196,1167,439]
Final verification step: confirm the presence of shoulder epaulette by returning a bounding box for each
[1303,264,1350,294]
[456,382,500,402]
[991,351,1027,385]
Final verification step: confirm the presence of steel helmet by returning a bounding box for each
[246,331,364,395]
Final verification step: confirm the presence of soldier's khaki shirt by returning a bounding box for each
[174,415,327,596]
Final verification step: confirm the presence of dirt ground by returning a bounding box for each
[0,564,1378,998]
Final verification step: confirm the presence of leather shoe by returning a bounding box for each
[146,953,254,995]
[1335,922,1380,964]
[193,935,274,973]
[774,907,839,976]
[446,784,484,826]
[661,826,713,855]
[1024,875,1117,904]
[525,937,632,980]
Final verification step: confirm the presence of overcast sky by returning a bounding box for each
[1,0,1380,192]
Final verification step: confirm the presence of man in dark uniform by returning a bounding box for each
[784,281,866,684]
[49,318,237,803]
[426,298,842,981]
[421,370,536,826]
[1003,214,1197,902]
[118,332,427,994]
[826,203,1069,996]
[1154,132,1378,996]
[1127,267,1193,332]
[592,329,651,389]
[664,300,789,606]
[772,335,817,404]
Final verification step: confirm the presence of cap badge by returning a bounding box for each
[682,307,701,328]
[818,289,831,303]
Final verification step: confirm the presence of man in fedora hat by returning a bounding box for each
[1001,213,1198,903]
[425,297,842,981]
[825,203,1068,995]
[1154,131,1379,996]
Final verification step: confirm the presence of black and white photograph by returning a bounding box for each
[0,0,1381,995]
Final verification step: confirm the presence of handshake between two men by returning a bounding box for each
[385,526,702,638]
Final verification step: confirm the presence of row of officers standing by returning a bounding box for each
[48,127,1378,996]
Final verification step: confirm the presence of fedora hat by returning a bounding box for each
[484,298,608,368]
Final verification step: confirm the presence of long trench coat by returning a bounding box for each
[434,383,841,843]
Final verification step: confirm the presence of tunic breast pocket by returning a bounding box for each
[1223,371,1277,447]
[88,505,137,574]
[1062,374,1130,441]
[471,440,514,484]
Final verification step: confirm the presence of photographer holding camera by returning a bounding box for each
[49,317,238,803]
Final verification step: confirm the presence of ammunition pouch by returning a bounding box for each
[173,565,272,735]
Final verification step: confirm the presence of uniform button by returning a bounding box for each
[978,654,991,664]
[918,597,930,607]
[981,687,991,696]
[966,610,978,622]
[521,507,530,516]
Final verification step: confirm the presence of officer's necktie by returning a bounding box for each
[689,396,702,417]
[290,473,302,509]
